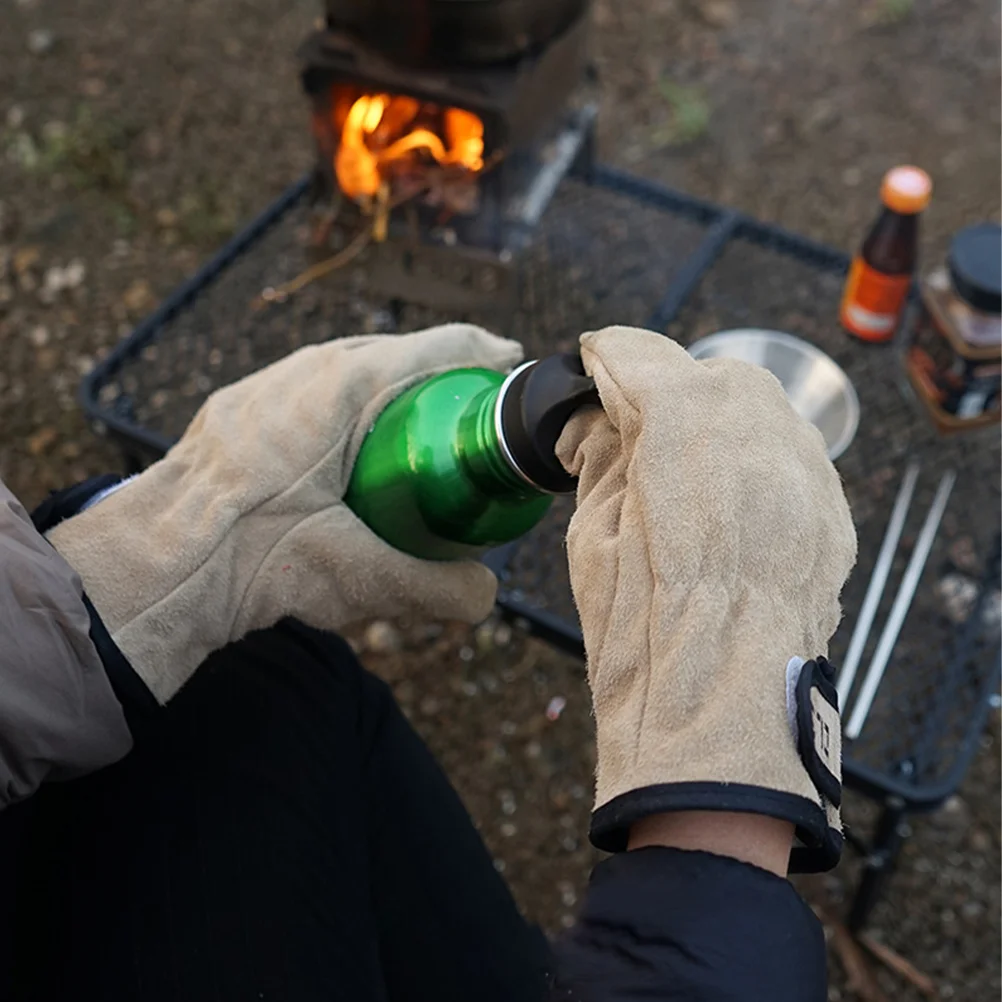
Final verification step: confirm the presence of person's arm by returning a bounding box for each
[0,478,132,808]
[550,326,856,1000]
[628,811,793,875]
[2,326,522,806]
[552,841,827,1002]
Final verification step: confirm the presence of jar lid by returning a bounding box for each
[948,222,1002,315]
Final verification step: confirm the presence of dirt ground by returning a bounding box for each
[1,0,999,998]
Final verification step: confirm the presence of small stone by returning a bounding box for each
[524,740,542,759]
[461,680,479,697]
[419,696,439,716]
[969,828,992,852]
[155,208,179,229]
[29,325,49,347]
[458,645,475,662]
[936,573,979,624]
[60,441,82,460]
[842,166,863,187]
[499,822,517,838]
[492,858,506,873]
[80,77,106,98]
[546,695,567,721]
[558,881,577,907]
[942,794,966,815]
[500,720,517,736]
[699,0,737,28]
[494,623,512,647]
[363,619,401,653]
[27,29,55,56]
[63,259,86,288]
[560,913,575,929]
[6,107,25,129]
[28,426,58,455]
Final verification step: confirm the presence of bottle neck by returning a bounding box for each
[863,207,919,275]
[457,385,542,499]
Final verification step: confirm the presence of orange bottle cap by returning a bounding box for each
[880,166,932,215]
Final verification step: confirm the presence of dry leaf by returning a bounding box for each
[122,278,154,313]
[13,245,41,276]
[28,426,58,456]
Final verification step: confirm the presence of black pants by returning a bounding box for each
[4,621,550,1001]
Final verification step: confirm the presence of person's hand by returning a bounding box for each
[49,324,522,703]
[557,326,857,872]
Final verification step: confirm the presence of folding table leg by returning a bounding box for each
[847,796,912,932]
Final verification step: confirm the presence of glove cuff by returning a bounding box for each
[589,782,842,873]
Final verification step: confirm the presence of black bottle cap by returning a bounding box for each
[948,223,1002,315]
[499,353,600,494]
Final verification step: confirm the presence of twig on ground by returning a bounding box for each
[251,226,371,309]
[812,905,888,1002]
[829,922,889,1002]
[252,187,429,309]
[858,934,937,998]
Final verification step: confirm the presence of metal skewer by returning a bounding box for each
[845,469,958,740]
[836,462,921,709]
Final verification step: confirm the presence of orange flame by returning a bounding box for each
[334,93,485,200]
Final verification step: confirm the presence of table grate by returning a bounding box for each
[82,167,1002,809]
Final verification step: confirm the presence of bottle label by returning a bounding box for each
[840,257,911,341]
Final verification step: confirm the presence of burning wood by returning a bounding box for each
[330,90,488,219]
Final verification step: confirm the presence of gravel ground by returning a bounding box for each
[1,0,999,998]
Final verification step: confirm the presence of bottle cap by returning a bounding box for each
[948,222,1001,316]
[880,166,932,215]
[498,353,600,494]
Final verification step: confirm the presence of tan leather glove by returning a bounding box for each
[49,324,522,704]
[557,326,857,872]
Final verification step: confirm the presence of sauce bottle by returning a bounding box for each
[345,353,599,560]
[840,166,933,342]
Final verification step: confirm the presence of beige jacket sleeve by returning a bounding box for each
[0,478,132,808]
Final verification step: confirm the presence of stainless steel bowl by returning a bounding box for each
[687,328,860,460]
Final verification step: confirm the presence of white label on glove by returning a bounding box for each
[785,656,806,745]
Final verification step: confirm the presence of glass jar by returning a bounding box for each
[903,222,1001,432]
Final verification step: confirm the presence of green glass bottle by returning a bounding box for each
[345,353,598,560]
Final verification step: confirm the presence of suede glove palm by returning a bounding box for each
[49,324,522,703]
[557,326,857,872]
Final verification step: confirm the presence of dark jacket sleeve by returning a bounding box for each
[0,479,133,808]
[551,847,826,1002]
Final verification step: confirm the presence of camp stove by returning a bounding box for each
[295,0,597,314]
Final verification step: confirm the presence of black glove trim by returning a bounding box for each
[30,475,125,533]
[590,781,842,873]
[82,593,161,733]
[32,477,162,735]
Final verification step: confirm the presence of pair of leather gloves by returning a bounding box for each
[49,323,856,871]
